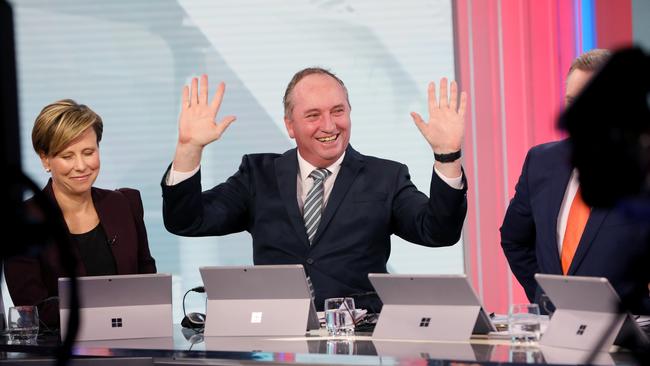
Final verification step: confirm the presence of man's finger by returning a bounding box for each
[200,74,209,104]
[182,85,189,109]
[439,78,448,107]
[215,115,237,137]
[191,77,199,105]
[458,92,467,121]
[410,111,427,135]
[428,82,438,117]
[449,80,458,111]
[211,82,227,111]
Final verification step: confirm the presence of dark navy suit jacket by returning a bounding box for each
[4,180,157,328]
[162,146,467,311]
[501,140,650,314]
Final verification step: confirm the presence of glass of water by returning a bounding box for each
[508,303,541,343]
[324,297,355,336]
[8,306,39,344]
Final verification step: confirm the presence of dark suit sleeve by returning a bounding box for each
[119,188,156,274]
[392,164,468,246]
[4,255,59,328]
[161,157,251,237]
[500,149,540,301]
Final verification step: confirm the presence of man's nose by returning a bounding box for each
[321,113,335,131]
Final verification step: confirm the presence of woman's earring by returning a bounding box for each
[45,168,51,173]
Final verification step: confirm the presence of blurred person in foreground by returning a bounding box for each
[4,99,157,329]
[561,47,650,210]
[500,49,650,314]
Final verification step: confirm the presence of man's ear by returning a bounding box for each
[284,116,295,139]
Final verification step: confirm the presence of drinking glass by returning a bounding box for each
[7,306,39,344]
[324,297,355,336]
[508,303,541,343]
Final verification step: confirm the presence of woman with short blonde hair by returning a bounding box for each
[5,99,157,330]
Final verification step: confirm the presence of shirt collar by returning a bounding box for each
[297,150,346,182]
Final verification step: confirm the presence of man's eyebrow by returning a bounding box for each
[302,104,346,115]
[303,108,320,115]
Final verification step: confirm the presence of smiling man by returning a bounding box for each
[161,67,468,311]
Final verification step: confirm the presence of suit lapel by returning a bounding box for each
[567,208,608,274]
[275,149,310,245]
[546,142,573,274]
[312,146,364,246]
[92,188,125,273]
[43,180,87,276]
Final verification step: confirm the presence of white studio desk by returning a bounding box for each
[0,325,641,365]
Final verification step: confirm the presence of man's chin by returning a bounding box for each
[317,150,345,163]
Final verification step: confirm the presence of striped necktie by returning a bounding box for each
[303,168,331,244]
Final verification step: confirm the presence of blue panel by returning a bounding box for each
[581,0,597,52]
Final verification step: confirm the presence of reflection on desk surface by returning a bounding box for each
[75,336,175,351]
[539,345,615,366]
[203,336,310,354]
[372,339,486,362]
[0,325,644,365]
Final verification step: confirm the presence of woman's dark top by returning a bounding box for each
[70,223,117,276]
[4,181,157,329]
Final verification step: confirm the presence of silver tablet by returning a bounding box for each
[58,273,172,341]
[368,273,495,341]
[199,264,317,336]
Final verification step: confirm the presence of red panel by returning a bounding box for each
[557,0,578,107]
[453,0,479,292]
[455,0,620,314]
[594,0,633,49]
[499,0,534,306]
[527,0,563,145]
[467,0,511,314]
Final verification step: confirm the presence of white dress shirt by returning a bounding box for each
[556,169,582,253]
[296,151,345,213]
[165,151,465,211]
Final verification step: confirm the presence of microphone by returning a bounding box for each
[32,296,60,334]
[34,296,60,307]
[190,286,205,293]
[181,286,206,330]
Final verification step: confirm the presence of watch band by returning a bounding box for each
[434,150,462,163]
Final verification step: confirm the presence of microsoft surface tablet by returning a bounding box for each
[58,273,172,341]
[369,273,495,341]
[535,273,648,351]
[200,264,317,336]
